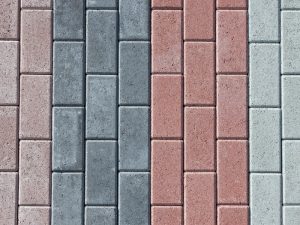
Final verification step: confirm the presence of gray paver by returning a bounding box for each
[86,0,116,8]
[284,206,300,225]
[282,0,300,9]
[85,207,116,225]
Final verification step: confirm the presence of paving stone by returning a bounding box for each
[85,207,117,225]
[86,75,117,139]
[218,206,249,225]
[52,173,83,225]
[152,0,182,8]
[152,10,182,73]
[283,141,300,204]
[0,41,18,105]
[282,0,300,9]
[19,75,52,139]
[86,10,117,73]
[53,42,84,105]
[151,141,182,204]
[152,206,182,225]
[119,107,149,170]
[86,0,117,8]
[249,0,279,42]
[20,10,52,73]
[85,141,117,205]
[119,172,150,225]
[19,207,50,225]
[250,174,281,225]
[184,173,216,225]
[282,11,300,74]
[54,0,84,40]
[250,109,281,172]
[217,0,247,8]
[0,107,18,171]
[119,41,150,105]
[249,44,280,107]
[21,0,51,8]
[0,0,19,39]
[282,76,300,139]
[0,172,17,225]
[283,206,300,225]
[53,107,84,171]
[19,141,51,205]
[119,0,150,40]
[217,10,247,73]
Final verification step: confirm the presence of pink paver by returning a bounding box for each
[0,173,17,225]
[0,41,19,105]
[20,10,52,73]
[152,0,182,8]
[151,141,183,205]
[0,0,19,39]
[21,0,52,8]
[19,75,51,139]
[216,10,247,74]
[184,172,216,225]
[217,0,247,9]
[217,140,248,204]
[19,141,51,205]
[151,75,183,138]
[19,207,50,225]
[152,206,182,225]
[184,0,215,40]
[0,107,18,171]
[184,107,215,171]
[217,75,247,138]
[152,10,182,73]
[184,42,215,105]
[218,206,249,225]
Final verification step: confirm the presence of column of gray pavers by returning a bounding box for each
[249,0,282,224]
[52,0,85,225]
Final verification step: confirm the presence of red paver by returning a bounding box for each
[184,172,216,225]
[151,141,183,205]
[0,173,17,225]
[216,10,247,74]
[218,206,249,225]
[152,10,182,73]
[217,140,248,204]
[0,0,19,39]
[19,141,51,205]
[217,75,247,138]
[184,107,215,171]
[152,206,182,225]
[184,0,215,40]
[184,42,215,105]
[151,75,183,138]
[19,207,50,225]
[152,0,182,8]
[21,0,52,8]
[0,107,18,171]
[19,75,51,139]
[20,10,52,73]
[217,0,247,9]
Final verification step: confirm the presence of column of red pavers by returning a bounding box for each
[216,0,248,224]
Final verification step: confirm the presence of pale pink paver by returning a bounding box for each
[21,0,52,8]
[0,0,19,39]
[19,141,51,205]
[218,206,249,225]
[19,75,52,139]
[152,0,182,8]
[217,0,247,9]
[19,206,50,225]
[152,206,182,225]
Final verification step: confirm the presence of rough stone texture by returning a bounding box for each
[21,0,51,8]
[0,0,19,39]
[86,0,117,8]
[0,173,17,225]
[151,141,182,204]
[250,109,281,172]
[86,10,117,73]
[19,75,52,139]
[184,107,215,171]
[85,141,117,205]
[119,0,150,40]
[19,207,50,225]
[20,10,52,73]
[283,206,300,225]
[0,107,18,171]
[19,141,51,205]
[86,75,117,139]
[119,41,150,105]
[152,10,182,73]
[119,172,150,225]
[249,0,279,42]
[119,107,149,170]
[152,0,182,8]
[0,41,18,104]
[54,0,84,40]
[53,107,84,171]
[53,42,84,105]
[52,173,83,225]
[152,207,182,225]
[151,75,182,138]
[217,0,247,8]
[282,0,300,9]
[85,207,117,225]
[249,44,280,107]
[218,206,249,225]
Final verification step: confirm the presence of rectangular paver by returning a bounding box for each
[85,207,117,225]
[152,0,182,8]
[85,141,117,205]
[0,0,19,39]
[19,207,50,225]
[86,0,117,8]
[152,207,182,225]
[21,0,51,8]
[218,206,249,225]
[282,0,300,9]
[283,206,300,225]
[217,0,247,8]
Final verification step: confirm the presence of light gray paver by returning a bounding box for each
[283,206,300,225]
[86,0,117,8]
[282,0,300,9]
[85,207,117,225]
